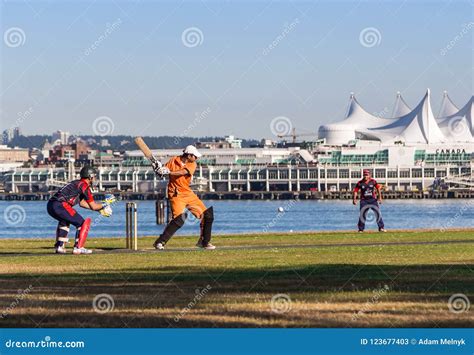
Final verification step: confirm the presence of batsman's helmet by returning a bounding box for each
[183,145,202,158]
[80,166,97,179]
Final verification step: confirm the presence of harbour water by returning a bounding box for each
[0,200,472,239]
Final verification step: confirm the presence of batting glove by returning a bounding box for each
[157,166,170,176]
[100,204,113,217]
[151,161,162,175]
[104,194,116,205]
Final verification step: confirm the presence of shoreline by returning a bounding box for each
[1,190,474,201]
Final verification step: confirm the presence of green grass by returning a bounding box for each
[0,230,473,328]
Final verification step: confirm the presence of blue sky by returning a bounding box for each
[1,0,472,139]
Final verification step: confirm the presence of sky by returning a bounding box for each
[0,0,472,140]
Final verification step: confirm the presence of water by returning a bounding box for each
[0,200,472,239]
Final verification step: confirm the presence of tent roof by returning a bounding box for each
[360,89,446,144]
[340,93,398,128]
[391,92,411,118]
[437,91,459,119]
[438,96,473,141]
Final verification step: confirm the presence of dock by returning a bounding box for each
[1,190,473,201]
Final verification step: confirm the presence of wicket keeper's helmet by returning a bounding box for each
[80,166,97,179]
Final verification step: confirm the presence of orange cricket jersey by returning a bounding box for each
[165,156,197,196]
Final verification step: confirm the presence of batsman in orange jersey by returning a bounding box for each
[152,145,216,250]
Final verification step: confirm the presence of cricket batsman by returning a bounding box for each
[152,145,216,250]
[353,169,386,233]
[47,166,115,254]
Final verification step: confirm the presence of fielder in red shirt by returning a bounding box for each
[353,169,386,232]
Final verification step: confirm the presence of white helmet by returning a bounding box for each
[183,145,202,158]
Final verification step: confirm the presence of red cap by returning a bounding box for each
[363,169,370,175]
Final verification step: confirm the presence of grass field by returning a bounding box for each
[0,230,473,328]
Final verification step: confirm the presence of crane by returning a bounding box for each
[277,128,317,143]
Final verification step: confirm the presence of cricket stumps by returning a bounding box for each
[125,202,138,250]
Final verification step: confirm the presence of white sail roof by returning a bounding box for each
[341,93,398,127]
[437,91,459,119]
[318,93,398,144]
[391,92,411,118]
[318,90,474,146]
[358,89,446,144]
[438,96,473,142]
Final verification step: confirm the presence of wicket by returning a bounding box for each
[125,202,138,250]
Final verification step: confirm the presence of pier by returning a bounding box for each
[1,189,473,201]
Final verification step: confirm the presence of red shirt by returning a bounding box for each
[50,179,94,206]
[354,178,381,200]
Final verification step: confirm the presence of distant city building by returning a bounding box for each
[125,147,312,166]
[47,141,91,163]
[100,139,111,147]
[224,135,242,148]
[52,130,70,145]
[2,127,20,144]
[94,150,122,167]
[196,135,243,149]
[0,145,29,162]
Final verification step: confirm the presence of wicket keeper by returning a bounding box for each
[47,166,115,254]
[152,145,216,250]
[353,169,386,232]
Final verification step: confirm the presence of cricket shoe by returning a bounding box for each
[153,241,165,250]
[55,246,67,254]
[196,241,216,250]
[72,247,92,255]
[379,228,387,233]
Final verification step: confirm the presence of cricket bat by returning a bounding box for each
[134,136,162,168]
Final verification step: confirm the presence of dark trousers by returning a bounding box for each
[358,199,384,231]
[47,200,85,246]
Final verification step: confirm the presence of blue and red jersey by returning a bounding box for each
[354,178,381,200]
[50,179,94,206]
